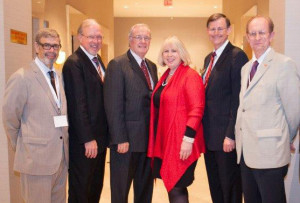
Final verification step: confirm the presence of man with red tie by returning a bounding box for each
[104,24,158,203]
[235,16,300,203]
[201,13,248,203]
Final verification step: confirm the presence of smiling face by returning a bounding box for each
[129,25,151,58]
[78,23,103,56]
[35,37,60,68]
[207,17,231,50]
[162,43,182,70]
[247,17,274,59]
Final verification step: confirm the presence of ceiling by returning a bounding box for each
[114,0,222,17]
[33,0,222,17]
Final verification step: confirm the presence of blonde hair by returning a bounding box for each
[157,36,191,67]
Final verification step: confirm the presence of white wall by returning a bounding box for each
[282,0,300,202]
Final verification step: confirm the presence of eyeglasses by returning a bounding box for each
[247,31,268,38]
[131,35,151,42]
[82,34,103,41]
[38,42,61,50]
[208,27,227,33]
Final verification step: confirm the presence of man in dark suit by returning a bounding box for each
[63,19,108,203]
[104,23,158,203]
[201,13,248,203]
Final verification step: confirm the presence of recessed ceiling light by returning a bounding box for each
[214,5,218,9]
[124,5,129,9]
[168,6,173,9]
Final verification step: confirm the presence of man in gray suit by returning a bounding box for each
[235,16,300,203]
[104,23,158,203]
[2,28,68,203]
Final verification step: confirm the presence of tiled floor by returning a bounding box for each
[99,151,212,203]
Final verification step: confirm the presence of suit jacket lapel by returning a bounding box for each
[127,50,150,89]
[244,49,274,96]
[145,59,158,85]
[77,48,103,85]
[206,42,233,91]
[31,61,60,113]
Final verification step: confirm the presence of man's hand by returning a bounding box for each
[180,141,193,160]
[117,142,129,153]
[223,137,235,153]
[290,143,296,153]
[84,140,98,158]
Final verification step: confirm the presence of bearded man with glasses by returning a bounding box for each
[2,28,69,203]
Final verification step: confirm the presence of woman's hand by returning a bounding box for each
[180,141,193,160]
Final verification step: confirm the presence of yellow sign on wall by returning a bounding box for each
[10,29,27,45]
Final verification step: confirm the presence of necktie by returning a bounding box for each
[92,57,104,82]
[48,71,57,95]
[247,60,259,87]
[141,60,152,90]
[204,52,216,88]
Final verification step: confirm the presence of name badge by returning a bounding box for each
[54,115,68,128]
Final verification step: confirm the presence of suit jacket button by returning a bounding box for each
[242,109,245,112]
[240,128,242,131]
[60,136,62,139]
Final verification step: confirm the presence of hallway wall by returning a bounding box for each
[114,17,214,75]
[0,0,32,202]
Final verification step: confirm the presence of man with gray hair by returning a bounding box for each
[63,19,108,203]
[235,15,300,202]
[104,23,158,203]
[2,28,68,203]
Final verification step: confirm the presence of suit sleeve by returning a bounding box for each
[63,59,94,144]
[2,70,27,150]
[225,50,248,140]
[277,59,300,141]
[184,72,205,131]
[104,60,128,145]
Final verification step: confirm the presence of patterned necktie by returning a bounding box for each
[92,57,104,82]
[247,60,259,87]
[141,60,152,90]
[48,71,57,95]
[204,52,216,88]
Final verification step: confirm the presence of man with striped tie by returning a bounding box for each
[63,19,108,203]
[201,13,248,203]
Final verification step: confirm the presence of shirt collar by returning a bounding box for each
[34,57,56,75]
[252,47,271,64]
[80,45,97,60]
[214,40,229,57]
[130,49,144,66]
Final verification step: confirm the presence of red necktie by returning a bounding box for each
[141,60,152,90]
[204,52,216,88]
[48,71,57,95]
[247,60,259,87]
[92,57,104,82]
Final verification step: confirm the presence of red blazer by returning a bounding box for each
[147,63,206,191]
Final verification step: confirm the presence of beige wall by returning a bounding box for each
[0,0,9,202]
[1,0,32,202]
[67,0,114,61]
[115,17,213,75]
[269,0,285,53]
[223,0,269,52]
